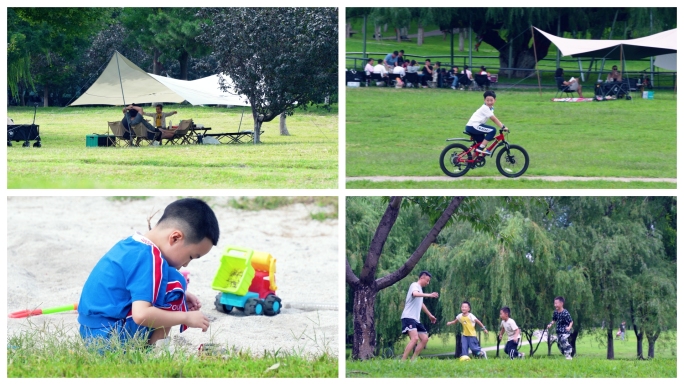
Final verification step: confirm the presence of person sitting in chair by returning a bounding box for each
[555,68,584,98]
[607,65,622,82]
[121,104,162,145]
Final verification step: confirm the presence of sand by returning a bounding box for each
[6,196,338,357]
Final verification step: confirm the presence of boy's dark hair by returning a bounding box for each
[501,306,511,316]
[555,68,564,77]
[554,296,565,304]
[157,198,220,245]
[483,90,496,99]
[462,301,471,309]
[155,104,163,110]
[410,60,416,65]
[368,58,374,63]
[418,270,432,278]
[425,59,431,63]
[400,49,404,54]
[393,50,399,55]
[378,59,384,65]
[464,65,469,70]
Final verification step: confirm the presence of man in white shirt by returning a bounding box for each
[393,62,407,76]
[364,58,375,76]
[400,271,439,361]
[373,59,389,80]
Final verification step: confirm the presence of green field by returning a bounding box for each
[7,106,338,189]
[345,88,676,189]
[346,332,677,377]
[7,329,337,378]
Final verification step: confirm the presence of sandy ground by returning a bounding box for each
[6,196,338,357]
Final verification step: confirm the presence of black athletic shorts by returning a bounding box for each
[401,318,428,334]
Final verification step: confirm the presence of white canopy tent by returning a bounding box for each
[534,27,677,59]
[654,53,677,71]
[70,51,248,107]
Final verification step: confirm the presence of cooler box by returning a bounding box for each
[642,91,654,100]
[86,134,115,147]
[347,82,360,87]
[211,246,256,295]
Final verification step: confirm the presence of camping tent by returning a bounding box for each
[70,51,248,106]
[654,53,677,71]
[534,28,677,59]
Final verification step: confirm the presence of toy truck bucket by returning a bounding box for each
[211,246,256,295]
[250,250,277,292]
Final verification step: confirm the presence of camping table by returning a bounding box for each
[188,126,211,144]
[201,131,255,144]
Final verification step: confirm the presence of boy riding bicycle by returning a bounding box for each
[465,90,509,155]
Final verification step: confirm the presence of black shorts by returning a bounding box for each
[401,318,427,334]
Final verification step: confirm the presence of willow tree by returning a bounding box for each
[346,196,466,360]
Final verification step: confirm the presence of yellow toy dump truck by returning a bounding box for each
[212,246,281,316]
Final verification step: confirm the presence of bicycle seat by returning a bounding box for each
[462,131,471,136]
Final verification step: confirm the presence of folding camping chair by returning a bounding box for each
[107,121,130,147]
[165,119,194,145]
[130,122,156,146]
[555,77,576,98]
[405,72,419,88]
[474,74,491,91]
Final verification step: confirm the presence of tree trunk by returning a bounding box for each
[454,330,459,358]
[417,25,424,46]
[153,49,162,75]
[43,86,49,107]
[346,22,351,38]
[455,331,463,357]
[375,25,381,41]
[351,284,377,360]
[458,28,464,52]
[606,328,615,359]
[252,109,263,144]
[179,50,190,80]
[634,327,644,359]
[279,112,289,136]
[496,334,502,358]
[396,28,401,43]
[646,330,659,359]
[547,335,554,356]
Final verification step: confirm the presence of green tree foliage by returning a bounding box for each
[346,197,676,361]
[199,7,338,144]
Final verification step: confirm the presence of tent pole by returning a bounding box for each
[531,26,542,98]
[238,105,245,132]
[114,51,133,146]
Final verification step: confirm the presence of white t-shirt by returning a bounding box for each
[400,282,423,321]
[393,67,406,76]
[466,104,495,128]
[373,64,388,75]
[500,318,519,341]
[462,69,473,79]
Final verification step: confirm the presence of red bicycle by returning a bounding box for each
[439,129,529,178]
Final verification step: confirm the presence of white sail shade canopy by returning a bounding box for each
[70,51,249,106]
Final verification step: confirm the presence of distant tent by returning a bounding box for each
[70,51,248,106]
[534,28,677,59]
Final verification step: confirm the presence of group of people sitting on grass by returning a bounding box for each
[363,50,494,90]
[121,103,179,145]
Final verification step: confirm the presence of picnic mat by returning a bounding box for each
[551,98,595,102]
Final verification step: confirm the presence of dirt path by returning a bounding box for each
[347,176,676,184]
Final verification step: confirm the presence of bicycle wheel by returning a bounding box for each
[496,144,529,178]
[439,143,472,177]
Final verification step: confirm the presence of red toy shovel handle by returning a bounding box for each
[9,309,43,318]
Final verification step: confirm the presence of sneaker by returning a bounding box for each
[565,354,572,360]
[475,147,491,155]
[459,87,464,90]
[152,140,160,146]
[519,352,525,359]
[481,350,487,359]
[451,86,456,90]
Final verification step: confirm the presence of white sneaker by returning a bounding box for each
[481,351,487,359]
[152,140,160,146]
[519,352,525,359]
[451,86,456,90]
[565,354,572,360]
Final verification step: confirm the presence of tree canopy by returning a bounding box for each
[198,7,338,143]
[346,196,676,360]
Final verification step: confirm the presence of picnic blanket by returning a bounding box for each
[551,98,595,102]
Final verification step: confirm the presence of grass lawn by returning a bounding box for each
[346,332,676,377]
[345,88,676,189]
[7,331,337,378]
[7,105,338,189]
